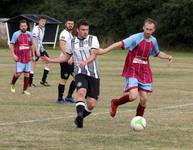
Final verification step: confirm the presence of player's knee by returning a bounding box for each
[15,73,21,77]
[59,79,66,85]
[24,73,30,77]
[129,95,137,101]
[77,89,86,98]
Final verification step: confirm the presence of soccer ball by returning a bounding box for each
[130,116,146,131]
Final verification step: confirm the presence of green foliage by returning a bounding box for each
[1,0,193,47]
[154,0,193,46]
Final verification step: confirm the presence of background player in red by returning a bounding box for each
[93,18,173,118]
[10,19,37,95]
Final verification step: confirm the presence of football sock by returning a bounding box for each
[67,80,76,98]
[83,104,92,118]
[23,77,29,91]
[11,74,19,85]
[41,67,49,83]
[136,103,145,116]
[58,84,65,100]
[76,101,85,117]
[113,94,131,106]
[29,72,34,86]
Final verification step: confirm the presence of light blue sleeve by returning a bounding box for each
[122,34,140,51]
[27,31,32,38]
[10,31,20,44]
[150,38,160,57]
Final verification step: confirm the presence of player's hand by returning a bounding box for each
[42,56,50,64]
[13,54,18,61]
[36,51,40,57]
[92,48,105,55]
[68,57,73,65]
[78,61,87,68]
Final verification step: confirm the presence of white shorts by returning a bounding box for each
[16,62,31,73]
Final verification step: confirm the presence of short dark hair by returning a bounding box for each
[144,18,157,28]
[19,19,27,25]
[66,18,74,22]
[77,19,89,28]
[38,15,46,21]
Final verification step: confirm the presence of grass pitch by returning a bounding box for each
[0,48,193,150]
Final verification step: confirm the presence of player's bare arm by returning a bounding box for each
[157,51,173,64]
[32,37,40,57]
[10,43,18,61]
[31,39,39,59]
[67,57,73,65]
[44,52,71,63]
[59,40,67,55]
[78,50,97,68]
[93,41,122,55]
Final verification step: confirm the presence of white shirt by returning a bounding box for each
[32,25,45,51]
[59,29,73,57]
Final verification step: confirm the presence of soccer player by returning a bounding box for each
[30,16,50,87]
[93,18,173,118]
[43,19,100,128]
[57,19,76,104]
[10,19,37,95]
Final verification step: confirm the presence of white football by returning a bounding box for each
[130,116,146,131]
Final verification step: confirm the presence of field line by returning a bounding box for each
[0,102,193,126]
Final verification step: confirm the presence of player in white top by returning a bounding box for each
[30,16,51,87]
[57,19,76,104]
[43,19,100,128]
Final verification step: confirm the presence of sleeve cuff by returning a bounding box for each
[121,41,125,50]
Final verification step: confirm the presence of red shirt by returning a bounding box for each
[10,31,32,63]
[122,32,160,83]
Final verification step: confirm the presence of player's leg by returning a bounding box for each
[10,62,23,93]
[40,51,50,86]
[136,90,148,116]
[22,62,31,95]
[57,62,69,104]
[82,76,99,119]
[136,82,152,116]
[65,79,76,102]
[110,77,139,117]
[83,97,97,118]
[65,65,76,103]
[74,74,88,128]
[29,59,36,87]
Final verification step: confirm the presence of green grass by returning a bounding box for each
[0,48,193,150]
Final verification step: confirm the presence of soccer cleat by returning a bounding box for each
[74,113,83,128]
[29,83,37,87]
[110,99,118,117]
[40,81,50,87]
[65,97,75,103]
[10,85,16,93]
[56,99,65,104]
[23,90,31,95]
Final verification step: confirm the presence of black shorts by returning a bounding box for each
[60,62,74,80]
[35,51,49,62]
[75,74,100,100]
[40,51,49,57]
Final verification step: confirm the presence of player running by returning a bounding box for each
[43,19,100,128]
[93,18,173,118]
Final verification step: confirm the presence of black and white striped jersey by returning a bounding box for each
[67,35,100,79]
